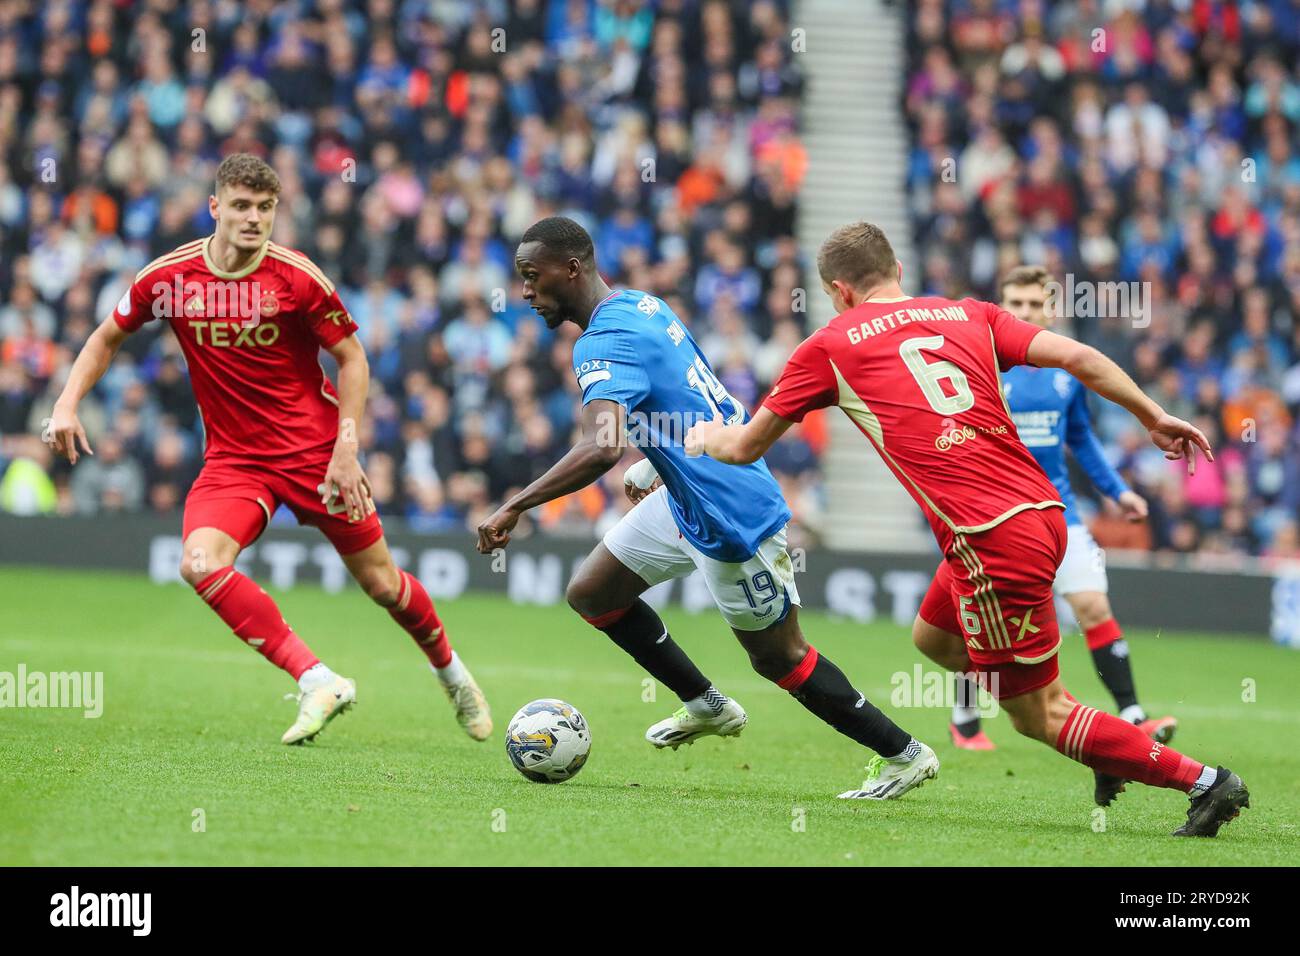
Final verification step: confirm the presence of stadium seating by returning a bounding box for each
[0,0,820,545]
[904,0,1300,561]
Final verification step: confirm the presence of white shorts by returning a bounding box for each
[603,486,801,631]
[1055,523,1108,595]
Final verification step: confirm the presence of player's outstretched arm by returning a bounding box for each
[1063,386,1148,520]
[685,407,792,465]
[476,399,627,553]
[1026,329,1213,474]
[49,314,132,464]
[323,334,375,522]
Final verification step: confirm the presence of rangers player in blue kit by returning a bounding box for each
[476,217,940,800]
[950,265,1177,753]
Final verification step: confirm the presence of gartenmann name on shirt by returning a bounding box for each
[846,305,972,345]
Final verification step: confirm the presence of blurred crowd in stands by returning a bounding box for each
[904,0,1300,564]
[0,0,825,546]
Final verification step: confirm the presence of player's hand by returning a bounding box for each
[684,411,724,458]
[323,450,374,522]
[477,505,520,554]
[1117,490,1148,522]
[626,478,662,504]
[623,457,662,503]
[47,404,93,465]
[1147,413,1214,475]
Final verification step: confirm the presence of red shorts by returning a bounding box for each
[183,454,383,555]
[918,506,1067,699]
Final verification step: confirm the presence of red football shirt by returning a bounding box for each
[114,237,358,460]
[764,296,1063,546]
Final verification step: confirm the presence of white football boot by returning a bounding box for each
[281,675,356,745]
[646,699,747,750]
[837,741,940,800]
[443,671,493,741]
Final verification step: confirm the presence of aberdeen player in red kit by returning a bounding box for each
[687,222,1249,837]
[48,154,491,745]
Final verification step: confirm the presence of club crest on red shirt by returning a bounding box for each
[259,289,280,316]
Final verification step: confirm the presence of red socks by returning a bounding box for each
[389,570,452,668]
[1056,701,1203,792]
[193,566,452,676]
[193,567,319,679]
[1084,618,1123,651]
[194,566,451,674]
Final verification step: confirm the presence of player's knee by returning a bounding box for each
[342,553,401,605]
[912,617,944,658]
[178,559,206,588]
[1071,593,1110,630]
[565,577,600,619]
[179,535,236,587]
[741,628,807,683]
[359,566,401,606]
[748,646,801,682]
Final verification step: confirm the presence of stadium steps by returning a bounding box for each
[794,0,930,553]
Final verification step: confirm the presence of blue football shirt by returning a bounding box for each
[571,290,790,562]
[1003,365,1130,525]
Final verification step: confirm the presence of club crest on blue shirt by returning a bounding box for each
[1053,371,1073,398]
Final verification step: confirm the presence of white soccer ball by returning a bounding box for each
[505,699,592,784]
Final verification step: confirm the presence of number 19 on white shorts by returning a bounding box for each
[603,486,801,631]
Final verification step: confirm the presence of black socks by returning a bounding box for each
[591,599,711,702]
[779,647,911,757]
[1091,640,1139,712]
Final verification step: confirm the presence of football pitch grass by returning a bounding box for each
[2,567,1297,867]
